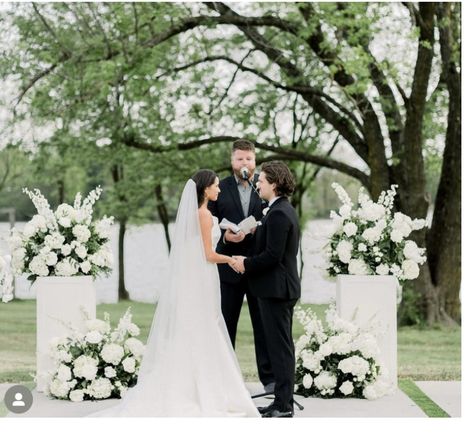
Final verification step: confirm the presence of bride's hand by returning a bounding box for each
[229,257,244,274]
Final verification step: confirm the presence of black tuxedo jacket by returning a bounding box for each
[244,197,301,300]
[208,175,266,284]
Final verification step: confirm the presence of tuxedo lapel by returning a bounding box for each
[228,178,245,220]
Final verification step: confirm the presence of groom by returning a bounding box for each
[208,139,275,392]
[233,161,301,418]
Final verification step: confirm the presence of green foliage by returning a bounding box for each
[397,287,426,327]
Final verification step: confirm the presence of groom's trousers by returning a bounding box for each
[220,279,275,387]
[257,297,298,413]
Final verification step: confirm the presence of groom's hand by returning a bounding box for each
[232,256,246,274]
[225,229,246,243]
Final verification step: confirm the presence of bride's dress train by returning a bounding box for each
[89,180,259,417]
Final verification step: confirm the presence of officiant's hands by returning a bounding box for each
[232,256,246,274]
[224,229,246,243]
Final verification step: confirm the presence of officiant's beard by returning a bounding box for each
[234,167,256,181]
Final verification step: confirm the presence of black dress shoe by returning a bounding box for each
[257,403,274,414]
[261,408,294,418]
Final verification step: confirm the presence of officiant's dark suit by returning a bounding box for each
[208,143,274,389]
[243,164,301,416]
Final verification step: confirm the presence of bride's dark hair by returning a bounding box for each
[192,169,218,207]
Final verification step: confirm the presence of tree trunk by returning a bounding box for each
[57,179,65,204]
[117,217,130,301]
[426,2,461,324]
[154,183,171,253]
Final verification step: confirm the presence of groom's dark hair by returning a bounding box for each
[261,161,296,197]
[192,169,218,207]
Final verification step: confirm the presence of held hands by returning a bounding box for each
[231,256,246,274]
[224,229,246,243]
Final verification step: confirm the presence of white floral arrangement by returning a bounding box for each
[46,308,145,401]
[0,255,14,303]
[294,305,394,400]
[8,186,114,283]
[325,183,426,281]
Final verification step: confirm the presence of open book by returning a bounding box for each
[219,215,258,234]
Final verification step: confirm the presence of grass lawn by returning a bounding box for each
[0,299,461,384]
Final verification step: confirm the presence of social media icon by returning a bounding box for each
[4,385,33,414]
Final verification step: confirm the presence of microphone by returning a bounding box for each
[240,167,261,199]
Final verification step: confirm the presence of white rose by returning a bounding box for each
[31,214,47,231]
[80,260,92,274]
[45,252,58,266]
[58,217,72,228]
[402,259,420,280]
[104,366,117,378]
[122,357,136,373]
[362,227,381,245]
[125,338,145,357]
[61,244,72,256]
[319,342,333,357]
[343,222,358,237]
[348,258,370,275]
[313,371,337,390]
[336,240,353,264]
[23,222,37,238]
[339,380,354,396]
[375,264,390,275]
[57,364,72,382]
[338,355,370,377]
[302,374,313,389]
[69,389,85,402]
[403,240,425,263]
[72,225,91,243]
[390,229,404,243]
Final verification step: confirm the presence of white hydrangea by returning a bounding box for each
[85,319,111,334]
[73,355,99,380]
[122,357,136,373]
[362,227,382,245]
[88,378,113,399]
[55,258,78,276]
[338,355,370,377]
[28,256,49,277]
[101,343,125,365]
[75,244,88,259]
[61,244,72,256]
[85,330,103,344]
[49,379,71,398]
[104,367,117,378]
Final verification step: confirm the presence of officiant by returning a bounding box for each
[209,139,275,393]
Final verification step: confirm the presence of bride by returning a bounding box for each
[90,170,260,417]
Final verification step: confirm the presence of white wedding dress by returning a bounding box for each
[90,180,259,417]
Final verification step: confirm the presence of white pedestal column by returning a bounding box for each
[336,275,398,387]
[35,276,96,392]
